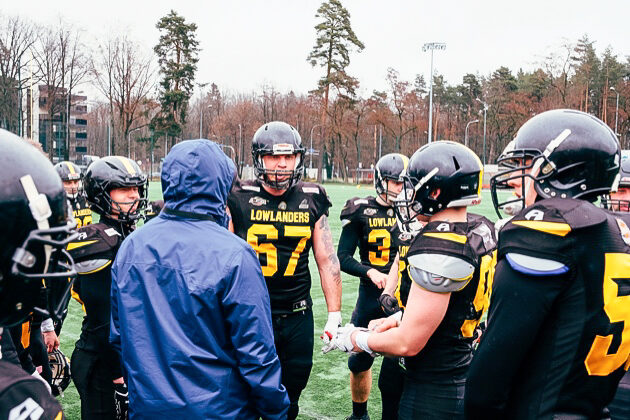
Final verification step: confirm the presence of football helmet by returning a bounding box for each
[0,129,78,328]
[54,161,83,199]
[84,156,148,223]
[374,153,409,201]
[48,349,71,396]
[602,158,630,212]
[393,141,482,232]
[491,109,620,218]
[252,121,305,190]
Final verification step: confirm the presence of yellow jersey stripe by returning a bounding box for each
[512,220,572,237]
[67,240,99,251]
[423,232,468,244]
[117,156,136,175]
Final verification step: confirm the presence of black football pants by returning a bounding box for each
[71,347,116,420]
[272,308,314,420]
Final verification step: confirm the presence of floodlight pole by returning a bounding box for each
[422,42,446,144]
[476,98,489,164]
[465,119,479,148]
[610,87,620,136]
[197,82,208,138]
[309,124,321,169]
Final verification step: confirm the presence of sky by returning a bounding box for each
[3,0,628,100]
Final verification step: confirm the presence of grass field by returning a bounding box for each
[57,182,500,419]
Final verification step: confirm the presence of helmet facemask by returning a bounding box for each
[254,144,305,190]
[91,181,148,224]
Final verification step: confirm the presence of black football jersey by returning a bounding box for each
[227,179,331,314]
[338,196,397,287]
[69,194,92,228]
[403,213,496,381]
[468,198,630,419]
[388,224,415,309]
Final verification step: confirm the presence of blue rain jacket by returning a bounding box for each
[110,139,289,419]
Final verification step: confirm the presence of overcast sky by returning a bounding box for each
[4,0,628,99]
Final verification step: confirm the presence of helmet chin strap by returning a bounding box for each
[19,175,53,273]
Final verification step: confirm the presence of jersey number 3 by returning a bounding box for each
[368,229,391,266]
[584,253,630,376]
[247,224,311,277]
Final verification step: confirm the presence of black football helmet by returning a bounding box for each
[48,349,71,396]
[0,129,78,328]
[491,109,620,218]
[84,156,148,223]
[602,158,630,212]
[252,121,305,190]
[375,153,409,201]
[54,161,83,199]
[393,141,482,232]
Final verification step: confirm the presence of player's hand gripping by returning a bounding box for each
[367,268,388,289]
[378,293,400,315]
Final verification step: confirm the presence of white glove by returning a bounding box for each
[321,311,342,352]
[323,323,357,354]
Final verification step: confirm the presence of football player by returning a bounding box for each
[465,109,629,419]
[227,121,342,420]
[337,153,407,420]
[67,156,147,420]
[0,129,78,419]
[329,141,496,419]
[54,161,92,228]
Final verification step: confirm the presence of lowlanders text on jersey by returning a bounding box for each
[250,209,311,224]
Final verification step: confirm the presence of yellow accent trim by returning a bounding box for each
[66,240,98,251]
[398,154,410,172]
[423,232,467,244]
[512,220,572,237]
[21,320,31,349]
[80,259,112,275]
[55,411,63,420]
[117,156,136,175]
[65,161,76,175]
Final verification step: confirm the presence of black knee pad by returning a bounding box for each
[348,351,375,373]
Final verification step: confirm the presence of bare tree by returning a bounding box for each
[0,14,39,134]
[92,34,154,156]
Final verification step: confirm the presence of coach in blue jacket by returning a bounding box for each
[110,139,289,419]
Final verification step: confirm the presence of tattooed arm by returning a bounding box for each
[313,215,342,312]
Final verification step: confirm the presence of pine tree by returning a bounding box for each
[151,10,199,149]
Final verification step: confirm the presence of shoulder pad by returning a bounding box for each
[407,254,474,293]
[67,223,120,260]
[505,252,568,276]
[340,196,372,221]
[512,198,606,234]
[407,253,475,282]
[75,259,112,275]
[466,214,497,255]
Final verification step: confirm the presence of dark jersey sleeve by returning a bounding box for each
[313,184,332,221]
[338,198,371,278]
[465,258,567,419]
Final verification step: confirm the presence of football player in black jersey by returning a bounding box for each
[337,153,407,420]
[227,121,342,420]
[54,161,92,228]
[329,141,496,419]
[67,156,147,420]
[465,109,629,419]
[0,129,78,420]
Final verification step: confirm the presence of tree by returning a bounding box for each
[92,34,154,156]
[307,0,364,180]
[0,14,38,134]
[151,10,199,150]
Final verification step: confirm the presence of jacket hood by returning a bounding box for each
[161,140,235,225]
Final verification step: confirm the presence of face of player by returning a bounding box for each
[505,157,538,207]
[63,180,80,196]
[610,187,630,212]
[109,186,140,216]
[383,180,404,203]
[262,154,297,183]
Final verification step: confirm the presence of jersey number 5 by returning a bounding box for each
[584,253,630,376]
[247,224,311,277]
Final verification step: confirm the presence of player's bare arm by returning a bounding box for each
[313,214,342,312]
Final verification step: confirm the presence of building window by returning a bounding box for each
[75,146,87,153]
[76,132,87,139]
[76,118,87,125]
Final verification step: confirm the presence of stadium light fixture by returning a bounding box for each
[422,42,446,144]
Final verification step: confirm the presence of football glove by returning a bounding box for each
[114,382,129,420]
[321,311,342,353]
[378,293,400,316]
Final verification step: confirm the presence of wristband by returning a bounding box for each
[41,318,54,333]
[355,331,375,356]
